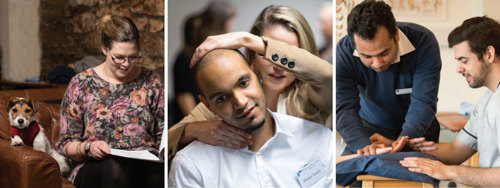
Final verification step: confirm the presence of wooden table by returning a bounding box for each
[356,175,433,188]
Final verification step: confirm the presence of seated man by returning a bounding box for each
[400,16,500,187]
[168,49,333,187]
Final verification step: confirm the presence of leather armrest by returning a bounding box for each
[0,140,62,188]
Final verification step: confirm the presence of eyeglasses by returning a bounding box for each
[107,50,142,65]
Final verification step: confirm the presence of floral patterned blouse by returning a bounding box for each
[56,68,164,182]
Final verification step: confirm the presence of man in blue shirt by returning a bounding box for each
[336,0,441,155]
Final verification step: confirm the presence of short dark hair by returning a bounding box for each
[347,0,396,41]
[448,16,500,59]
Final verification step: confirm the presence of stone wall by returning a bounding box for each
[39,0,164,81]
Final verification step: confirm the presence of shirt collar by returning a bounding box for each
[352,28,415,64]
[269,109,293,137]
[238,109,293,154]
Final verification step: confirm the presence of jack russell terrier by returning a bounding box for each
[8,97,70,175]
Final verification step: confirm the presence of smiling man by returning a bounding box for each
[168,49,333,187]
[400,16,500,187]
[336,0,442,155]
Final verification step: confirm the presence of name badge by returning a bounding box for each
[297,160,326,187]
[395,88,412,95]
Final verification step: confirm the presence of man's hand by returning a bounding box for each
[391,136,409,153]
[407,137,437,152]
[357,143,393,155]
[400,157,453,181]
[185,120,253,149]
[369,133,394,146]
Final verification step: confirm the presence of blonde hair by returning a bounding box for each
[245,5,327,124]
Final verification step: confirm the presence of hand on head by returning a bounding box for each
[189,32,264,69]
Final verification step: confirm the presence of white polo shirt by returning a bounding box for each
[457,86,500,168]
[168,111,333,187]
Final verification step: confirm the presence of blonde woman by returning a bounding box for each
[168,5,332,164]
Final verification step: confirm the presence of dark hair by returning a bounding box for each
[448,16,500,59]
[100,15,140,50]
[182,14,202,55]
[347,0,396,41]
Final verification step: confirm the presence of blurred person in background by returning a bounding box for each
[318,2,333,64]
[171,0,235,126]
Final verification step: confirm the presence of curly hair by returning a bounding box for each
[448,16,500,59]
[347,0,396,42]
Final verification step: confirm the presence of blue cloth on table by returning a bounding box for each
[336,152,440,187]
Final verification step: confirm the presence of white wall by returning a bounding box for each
[167,0,330,100]
[0,0,41,82]
[409,0,496,111]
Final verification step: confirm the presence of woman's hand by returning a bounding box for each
[189,32,265,68]
[89,141,110,160]
[184,120,253,149]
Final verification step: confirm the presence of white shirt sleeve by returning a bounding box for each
[456,113,478,150]
[168,152,203,187]
[456,93,490,151]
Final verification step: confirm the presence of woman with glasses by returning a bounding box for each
[56,15,164,188]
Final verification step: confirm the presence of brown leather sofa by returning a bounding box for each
[0,87,75,188]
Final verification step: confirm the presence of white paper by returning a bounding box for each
[108,125,167,163]
[110,149,162,162]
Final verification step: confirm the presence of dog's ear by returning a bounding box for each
[7,97,18,112]
[28,99,38,113]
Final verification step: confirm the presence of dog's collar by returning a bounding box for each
[10,121,40,147]
[12,121,38,130]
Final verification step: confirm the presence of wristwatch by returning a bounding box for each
[84,141,92,157]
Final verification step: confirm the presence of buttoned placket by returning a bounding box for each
[241,128,280,187]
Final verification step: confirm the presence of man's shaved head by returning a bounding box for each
[194,49,248,79]
[194,49,267,132]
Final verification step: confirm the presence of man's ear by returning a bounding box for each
[394,26,400,44]
[485,45,497,64]
[198,94,213,112]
